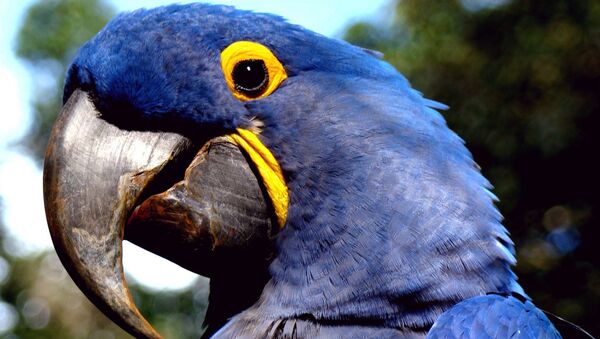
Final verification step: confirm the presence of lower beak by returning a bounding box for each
[43,90,275,338]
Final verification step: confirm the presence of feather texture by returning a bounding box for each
[64,4,562,337]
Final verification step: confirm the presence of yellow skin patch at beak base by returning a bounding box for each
[228,129,288,228]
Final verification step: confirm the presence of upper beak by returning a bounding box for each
[43,89,275,338]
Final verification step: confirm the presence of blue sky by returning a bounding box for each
[0,0,390,290]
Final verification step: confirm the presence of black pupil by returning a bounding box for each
[232,59,269,98]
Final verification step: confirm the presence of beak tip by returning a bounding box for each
[43,90,167,339]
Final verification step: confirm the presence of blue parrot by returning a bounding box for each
[41,3,583,338]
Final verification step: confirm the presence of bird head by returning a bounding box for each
[44,4,519,338]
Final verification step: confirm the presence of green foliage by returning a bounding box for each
[131,280,208,338]
[6,0,597,336]
[345,0,599,335]
[3,0,138,336]
[5,0,207,337]
[1,253,131,338]
[0,248,205,338]
[16,0,113,64]
[16,0,115,160]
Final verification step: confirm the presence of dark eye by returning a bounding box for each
[232,59,269,98]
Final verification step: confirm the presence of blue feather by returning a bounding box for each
[428,294,561,338]
[64,3,564,337]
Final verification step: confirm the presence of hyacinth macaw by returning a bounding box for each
[43,3,578,338]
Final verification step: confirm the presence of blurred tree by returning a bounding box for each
[0,251,131,338]
[6,0,598,336]
[16,0,115,160]
[345,0,599,336]
[5,0,207,337]
[0,243,206,338]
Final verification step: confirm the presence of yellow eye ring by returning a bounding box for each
[221,41,287,101]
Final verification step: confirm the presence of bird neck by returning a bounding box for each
[237,75,521,331]
[252,133,520,331]
[202,262,271,338]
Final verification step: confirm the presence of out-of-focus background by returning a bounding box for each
[0,0,598,337]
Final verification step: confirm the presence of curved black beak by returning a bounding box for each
[43,90,275,338]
